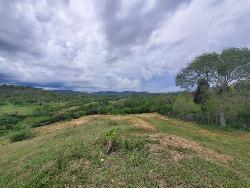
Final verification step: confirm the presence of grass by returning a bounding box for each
[0,103,38,115]
[139,114,250,178]
[0,114,249,187]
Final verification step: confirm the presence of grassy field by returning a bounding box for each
[0,113,249,187]
[0,103,38,115]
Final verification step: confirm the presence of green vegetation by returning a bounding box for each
[99,128,146,154]
[1,79,249,140]
[8,127,33,142]
[0,114,249,187]
[0,103,37,115]
[176,47,250,127]
[0,84,177,138]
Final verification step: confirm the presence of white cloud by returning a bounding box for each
[0,0,250,92]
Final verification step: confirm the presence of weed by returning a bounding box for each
[98,129,147,154]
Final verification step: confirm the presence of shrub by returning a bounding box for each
[9,128,33,142]
[22,116,53,128]
[99,129,146,154]
[102,129,120,154]
[121,107,133,114]
[237,110,250,128]
[0,114,26,134]
[0,101,7,106]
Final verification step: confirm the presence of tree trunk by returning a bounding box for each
[219,92,226,127]
[107,140,115,154]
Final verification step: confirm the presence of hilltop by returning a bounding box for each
[0,113,249,187]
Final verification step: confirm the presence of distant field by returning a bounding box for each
[0,104,38,115]
[0,113,249,187]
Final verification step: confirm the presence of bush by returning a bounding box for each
[237,110,250,128]
[102,129,120,154]
[21,116,53,128]
[0,114,26,134]
[99,129,146,154]
[9,128,33,142]
[0,101,7,106]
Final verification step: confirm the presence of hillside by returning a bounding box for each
[0,113,249,187]
[1,84,248,133]
[0,84,60,104]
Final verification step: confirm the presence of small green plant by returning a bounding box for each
[104,128,119,142]
[99,129,147,154]
[9,128,33,142]
[103,128,120,154]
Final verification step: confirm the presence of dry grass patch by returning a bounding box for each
[34,114,157,136]
[149,134,233,164]
[126,116,157,131]
[35,116,93,136]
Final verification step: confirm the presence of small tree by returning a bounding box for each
[173,93,201,120]
[176,47,250,126]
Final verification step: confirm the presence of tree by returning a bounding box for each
[194,79,209,107]
[176,47,250,127]
[194,79,210,124]
[176,52,219,90]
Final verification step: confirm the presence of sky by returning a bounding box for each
[0,0,250,92]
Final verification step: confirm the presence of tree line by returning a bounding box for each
[176,47,250,127]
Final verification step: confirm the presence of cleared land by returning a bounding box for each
[0,113,250,187]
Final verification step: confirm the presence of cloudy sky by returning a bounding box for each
[0,0,250,92]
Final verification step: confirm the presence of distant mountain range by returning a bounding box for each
[0,84,153,96]
[92,91,151,96]
[53,90,153,96]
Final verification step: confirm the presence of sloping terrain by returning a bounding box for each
[0,113,250,187]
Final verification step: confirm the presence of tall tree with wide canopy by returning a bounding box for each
[176,47,250,126]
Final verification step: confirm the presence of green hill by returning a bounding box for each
[0,113,249,187]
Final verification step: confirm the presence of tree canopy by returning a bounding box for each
[176,47,250,126]
[176,48,250,90]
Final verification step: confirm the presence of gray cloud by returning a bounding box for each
[100,0,190,48]
[0,0,250,92]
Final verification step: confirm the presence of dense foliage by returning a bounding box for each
[176,47,250,127]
